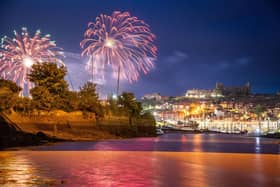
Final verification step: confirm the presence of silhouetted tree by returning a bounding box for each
[79,82,103,120]
[64,91,80,111]
[0,78,22,111]
[14,97,33,113]
[30,87,54,111]
[118,92,142,125]
[28,63,69,110]
[108,95,119,115]
[0,78,22,93]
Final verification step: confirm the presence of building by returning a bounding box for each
[185,89,212,98]
[185,89,223,98]
[185,82,250,99]
[141,93,162,101]
[215,82,251,96]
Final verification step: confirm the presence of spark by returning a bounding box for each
[0,28,64,93]
[81,11,157,83]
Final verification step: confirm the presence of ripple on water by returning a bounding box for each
[0,134,279,186]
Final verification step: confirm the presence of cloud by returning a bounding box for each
[63,52,88,90]
[165,51,189,64]
[236,57,251,66]
[216,61,230,70]
[63,52,81,60]
[204,56,252,71]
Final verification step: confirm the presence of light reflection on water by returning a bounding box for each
[0,152,58,186]
[0,134,279,186]
[34,133,280,153]
[0,151,279,187]
[256,137,261,153]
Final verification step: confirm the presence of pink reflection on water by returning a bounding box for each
[68,151,155,187]
[91,137,156,151]
[27,151,156,187]
[1,151,280,186]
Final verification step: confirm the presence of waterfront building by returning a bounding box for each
[141,82,280,133]
[185,89,211,98]
[185,89,223,98]
[141,93,162,101]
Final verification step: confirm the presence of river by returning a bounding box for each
[0,133,279,186]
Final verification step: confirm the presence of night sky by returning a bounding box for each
[1,0,280,97]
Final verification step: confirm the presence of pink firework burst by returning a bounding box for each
[0,27,64,92]
[80,11,157,84]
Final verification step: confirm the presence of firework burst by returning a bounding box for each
[0,27,64,92]
[80,11,157,88]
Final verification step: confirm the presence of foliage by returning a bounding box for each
[29,63,68,93]
[107,95,119,115]
[0,78,22,111]
[118,92,142,125]
[27,64,104,117]
[28,62,69,110]
[141,111,156,125]
[119,92,142,115]
[64,91,80,112]
[30,86,54,111]
[0,64,152,131]
[79,82,103,117]
[14,97,33,113]
[0,78,22,93]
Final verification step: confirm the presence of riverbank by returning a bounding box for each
[0,111,156,149]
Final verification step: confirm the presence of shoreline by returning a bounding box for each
[0,111,156,149]
[2,111,278,150]
[2,130,279,151]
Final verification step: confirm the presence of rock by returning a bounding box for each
[36,131,48,139]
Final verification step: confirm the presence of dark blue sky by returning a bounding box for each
[1,0,280,97]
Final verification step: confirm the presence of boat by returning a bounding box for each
[156,128,164,135]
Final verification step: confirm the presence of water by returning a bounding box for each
[0,133,279,186]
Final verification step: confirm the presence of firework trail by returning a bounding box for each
[80,11,157,90]
[0,27,64,93]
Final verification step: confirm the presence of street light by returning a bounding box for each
[112,93,118,100]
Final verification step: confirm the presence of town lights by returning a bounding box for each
[112,93,118,100]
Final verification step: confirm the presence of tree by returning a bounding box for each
[28,62,69,110]
[79,82,103,119]
[108,95,119,115]
[64,91,80,112]
[29,63,68,94]
[0,78,21,112]
[30,87,54,111]
[141,111,156,125]
[0,78,22,93]
[118,92,142,125]
[14,97,33,113]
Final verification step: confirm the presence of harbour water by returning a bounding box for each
[0,133,279,186]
